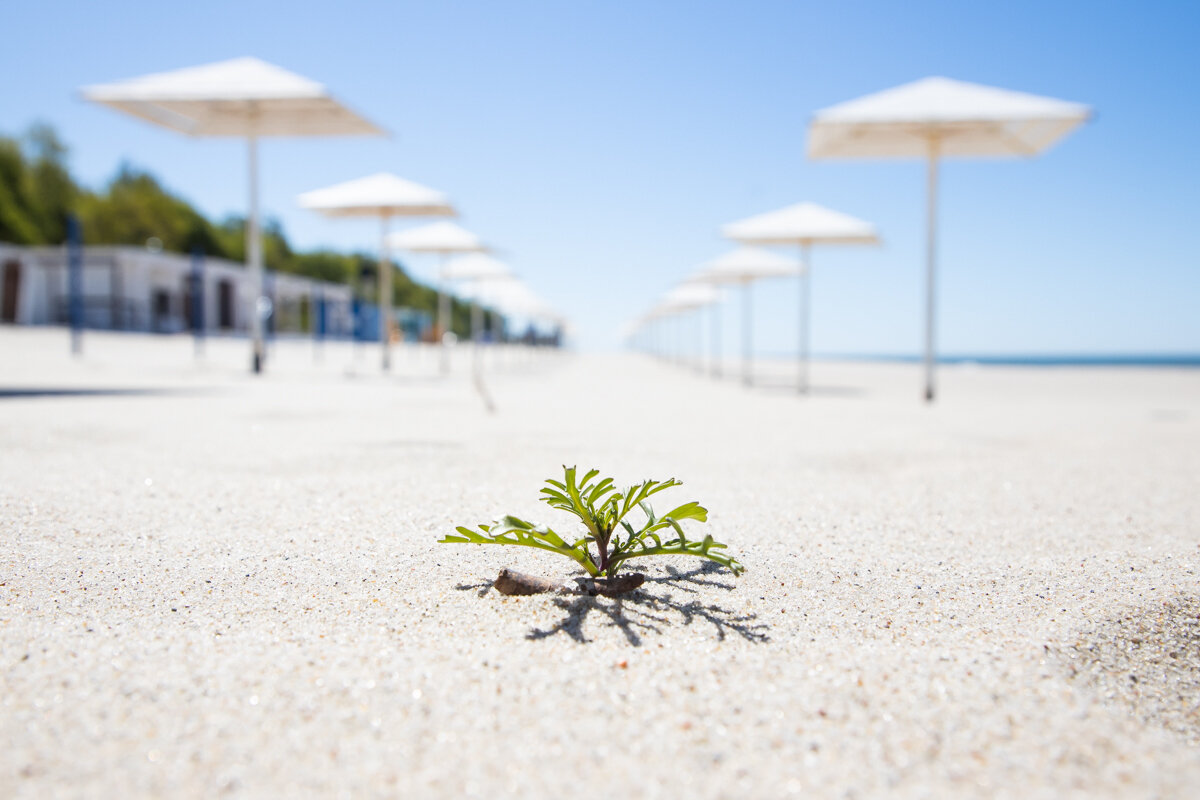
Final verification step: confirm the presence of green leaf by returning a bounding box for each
[439,516,600,576]
[586,477,616,506]
[610,533,746,576]
[659,501,708,523]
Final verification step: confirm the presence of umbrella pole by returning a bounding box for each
[711,298,721,379]
[680,314,686,367]
[470,295,482,376]
[742,279,752,387]
[681,314,688,368]
[924,140,940,403]
[380,213,392,371]
[247,133,264,374]
[437,252,450,375]
[799,241,811,395]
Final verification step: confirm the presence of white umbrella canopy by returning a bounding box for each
[386,221,487,374]
[691,245,804,284]
[441,253,513,282]
[298,173,456,371]
[722,203,878,394]
[81,57,383,137]
[81,57,385,373]
[808,76,1090,159]
[809,76,1091,401]
[662,282,722,311]
[482,278,538,308]
[298,173,454,218]
[387,220,484,252]
[721,203,879,247]
[467,278,557,320]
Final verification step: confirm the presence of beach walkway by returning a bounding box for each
[2,328,1198,797]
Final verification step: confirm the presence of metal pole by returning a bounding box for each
[490,308,502,370]
[470,293,482,377]
[742,279,752,386]
[924,139,940,403]
[799,241,811,394]
[313,288,324,363]
[678,314,686,368]
[191,244,204,358]
[437,252,450,374]
[67,214,82,356]
[379,213,392,371]
[247,133,264,374]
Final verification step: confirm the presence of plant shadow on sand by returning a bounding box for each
[456,561,770,645]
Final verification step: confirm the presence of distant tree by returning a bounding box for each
[293,249,357,284]
[77,163,221,254]
[23,123,76,243]
[0,136,43,244]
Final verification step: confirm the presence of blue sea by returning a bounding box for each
[808,353,1200,368]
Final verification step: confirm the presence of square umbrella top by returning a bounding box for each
[808,76,1090,159]
[82,57,384,138]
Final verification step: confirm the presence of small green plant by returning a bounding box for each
[440,466,744,578]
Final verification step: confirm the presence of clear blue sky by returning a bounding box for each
[3,0,1197,354]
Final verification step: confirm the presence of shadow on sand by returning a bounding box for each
[456,561,770,646]
[0,387,203,400]
[750,376,865,398]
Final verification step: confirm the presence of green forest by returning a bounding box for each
[0,123,476,335]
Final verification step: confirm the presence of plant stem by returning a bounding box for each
[596,532,611,574]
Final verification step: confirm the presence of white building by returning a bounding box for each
[0,244,354,337]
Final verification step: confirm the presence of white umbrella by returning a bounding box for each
[809,76,1091,401]
[441,253,512,282]
[657,283,723,371]
[722,203,877,394]
[465,277,561,346]
[467,278,555,319]
[388,221,489,371]
[487,281,565,353]
[387,220,484,251]
[441,254,516,372]
[661,282,722,313]
[690,247,802,386]
[82,57,384,373]
[298,173,456,371]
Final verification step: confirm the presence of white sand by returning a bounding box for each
[2,328,1199,798]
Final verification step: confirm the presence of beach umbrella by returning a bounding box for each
[479,279,568,355]
[722,203,878,394]
[298,173,455,371]
[441,252,513,282]
[466,277,554,319]
[690,247,802,386]
[679,276,730,380]
[464,276,562,346]
[808,76,1091,401]
[388,221,488,372]
[81,57,384,374]
[657,283,722,370]
[441,254,515,370]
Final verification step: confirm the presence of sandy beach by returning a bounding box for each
[2,327,1198,798]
